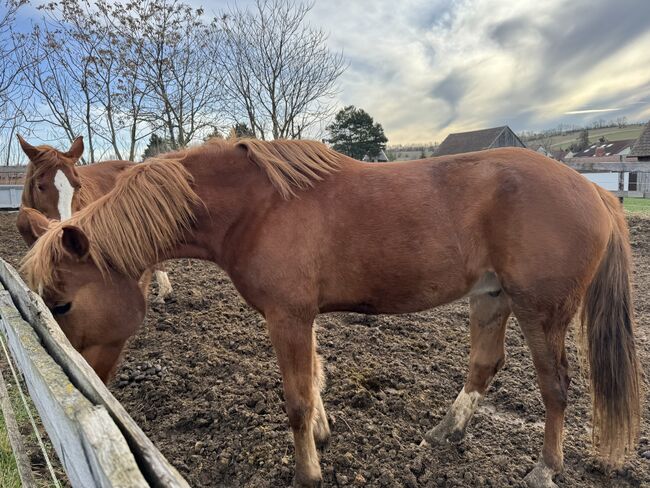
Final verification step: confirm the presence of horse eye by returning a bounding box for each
[51,302,72,315]
[37,184,44,191]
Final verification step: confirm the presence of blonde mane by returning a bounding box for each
[22,159,201,291]
[179,138,342,199]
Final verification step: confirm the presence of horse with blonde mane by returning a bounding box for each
[17,135,173,302]
[21,139,641,488]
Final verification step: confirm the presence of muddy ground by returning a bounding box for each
[1,211,649,487]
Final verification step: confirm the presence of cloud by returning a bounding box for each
[564,109,622,115]
[307,0,650,144]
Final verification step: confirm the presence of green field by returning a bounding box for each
[525,124,645,151]
[624,197,650,214]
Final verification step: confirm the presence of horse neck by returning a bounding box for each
[161,155,278,268]
[76,154,273,279]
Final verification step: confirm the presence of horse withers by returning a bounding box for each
[21,140,642,488]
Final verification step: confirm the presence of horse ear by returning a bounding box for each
[61,225,90,261]
[17,135,42,162]
[16,207,51,246]
[64,136,84,161]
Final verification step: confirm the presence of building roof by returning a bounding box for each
[434,126,521,156]
[573,139,635,158]
[629,120,650,157]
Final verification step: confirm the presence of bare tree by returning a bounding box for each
[0,0,29,164]
[218,0,346,140]
[109,0,224,149]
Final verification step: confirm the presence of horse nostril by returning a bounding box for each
[51,302,72,315]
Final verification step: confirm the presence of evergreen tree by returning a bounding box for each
[577,129,590,151]
[326,106,388,160]
[142,133,171,161]
[231,122,255,138]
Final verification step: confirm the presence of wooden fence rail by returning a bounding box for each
[563,160,650,198]
[0,258,189,488]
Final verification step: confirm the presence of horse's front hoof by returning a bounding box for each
[422,412,465,446]
[524,463,558,488]
[293,474,322,488]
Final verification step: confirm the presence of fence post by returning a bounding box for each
[618,171,625,204]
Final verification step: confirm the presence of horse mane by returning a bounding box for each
[182,138,342,199]
[233,139,343,199]
[22,159,201,291]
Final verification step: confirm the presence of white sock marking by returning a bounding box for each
[54,169,74,221]
[451,388,482,430]
[154,271,173,298]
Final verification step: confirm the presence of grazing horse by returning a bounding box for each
[17,207,146,383]
[17,135,173,302]
[21,139,641,488]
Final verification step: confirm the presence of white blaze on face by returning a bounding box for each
[54,169,74,221]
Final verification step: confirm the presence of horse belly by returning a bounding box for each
[321,260,470,315]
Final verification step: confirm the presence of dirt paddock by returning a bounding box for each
[1,210,648,487]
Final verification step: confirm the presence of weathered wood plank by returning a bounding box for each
[612,190,645,198]
[564,160,650,172]
[0,366,36,487]
[0,259,188,488]
[0,289,148,488]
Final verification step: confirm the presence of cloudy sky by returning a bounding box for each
[13,0,650,146]
[302,0,650,144]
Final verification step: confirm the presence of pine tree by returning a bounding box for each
[142,134,171,161]
[326,106,388,160]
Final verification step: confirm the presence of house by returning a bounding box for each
[628,121,650,193]
[629,120,650,161]
[571,139,635,159]
[434,126,525,156]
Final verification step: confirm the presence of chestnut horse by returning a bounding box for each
[17,135,173,302]
[21,139,641,488]
[17,207,146,382]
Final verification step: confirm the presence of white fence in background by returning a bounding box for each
[0,185,22,209]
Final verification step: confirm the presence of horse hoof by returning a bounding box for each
[293,474,322,488]
[422,414,465,446]
[524,463,558,488]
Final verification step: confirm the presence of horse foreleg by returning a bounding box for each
[423,292,510,446]
[267,311,322,487]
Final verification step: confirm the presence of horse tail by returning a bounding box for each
[579,185,641,466]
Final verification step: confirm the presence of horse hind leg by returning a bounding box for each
[312,329,331,451]
[152,264,173,304]
[512,298,576,488]
[423,290,510,446]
